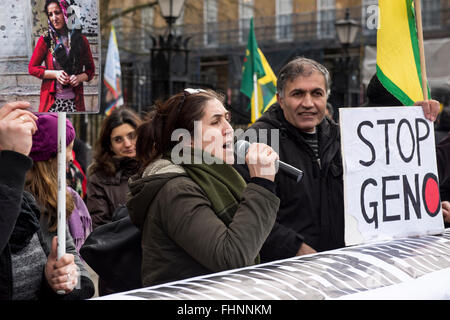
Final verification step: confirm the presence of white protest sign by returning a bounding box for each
[340,106,444,246]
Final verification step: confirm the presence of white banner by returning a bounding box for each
[95,230,450,300]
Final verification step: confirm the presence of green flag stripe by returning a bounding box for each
[407,0,431,97]
[376,64,415,105]
[240,18,265,99]
[261,82,276,109]
[406,0,424,92]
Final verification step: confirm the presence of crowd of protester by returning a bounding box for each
[1,56,450,300]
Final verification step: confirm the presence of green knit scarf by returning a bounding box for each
[180,149,246,226]
[180,149,260,264]
[175,148,261,264]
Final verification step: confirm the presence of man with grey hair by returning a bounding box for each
[235,57,342,261]
[235,57,441,263]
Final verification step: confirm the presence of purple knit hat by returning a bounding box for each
[29,114,76,162]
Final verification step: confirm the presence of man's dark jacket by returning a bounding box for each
[234,103,345,262]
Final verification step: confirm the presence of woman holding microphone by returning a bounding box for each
[128,88,280,286]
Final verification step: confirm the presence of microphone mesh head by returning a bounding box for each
[235,140,250,165]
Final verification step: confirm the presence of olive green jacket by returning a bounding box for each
[127,159,280,287]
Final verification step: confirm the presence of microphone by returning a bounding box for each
[235,140,303,183]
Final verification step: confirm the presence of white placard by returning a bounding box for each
[340,106,445,246]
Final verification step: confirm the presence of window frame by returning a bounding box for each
[276,0,293,41]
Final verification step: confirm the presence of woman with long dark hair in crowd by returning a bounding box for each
[28,0,95,112]
[127,88,280,286]
[86,107,141,295]
[87,108,142,229]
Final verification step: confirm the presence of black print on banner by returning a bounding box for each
[360,173,440,228]
[357,118,430,167]
[357,117,438,229]
[349,238,450,278]
[122,233,450,300]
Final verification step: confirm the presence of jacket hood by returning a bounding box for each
[255,103,284,129]
[127,159,186,229]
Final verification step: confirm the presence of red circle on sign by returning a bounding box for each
[424,176,440,215]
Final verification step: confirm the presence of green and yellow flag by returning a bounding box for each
[377,0,429,105]
[240,18,277,123]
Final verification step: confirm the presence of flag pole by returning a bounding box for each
[56,112,66,295]
[57,112,66,260]
[253,73,259,120]
[413,0,429,100]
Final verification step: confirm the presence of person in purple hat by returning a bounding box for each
[24,114,94,295]
[0,101,93,299]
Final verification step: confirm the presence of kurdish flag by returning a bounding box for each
[240,18,277,123]
[377,0,429,105]
[103,26,124,115]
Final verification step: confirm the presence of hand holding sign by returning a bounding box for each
[296,242,317,256]
[442,201,450,224]
[414,99,440,122]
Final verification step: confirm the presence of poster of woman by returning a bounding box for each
[0,0,99,113]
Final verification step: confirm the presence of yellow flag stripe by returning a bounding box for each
[377,66,414,105]
[377,0,424,104]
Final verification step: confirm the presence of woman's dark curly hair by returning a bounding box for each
[88,108,142,177]
[44,0,61,16]
[136,89,224,173]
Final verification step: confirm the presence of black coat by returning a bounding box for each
[437,132,450,185]
[234,104,345,262]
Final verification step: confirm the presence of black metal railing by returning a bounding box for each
[143,3,450,50]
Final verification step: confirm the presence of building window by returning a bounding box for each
[276,0,293,41]
[239,0,254,44]
[422,0,441,30]
[141,7,154,51]
[317,0,335,39]
[204,0,218,46]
